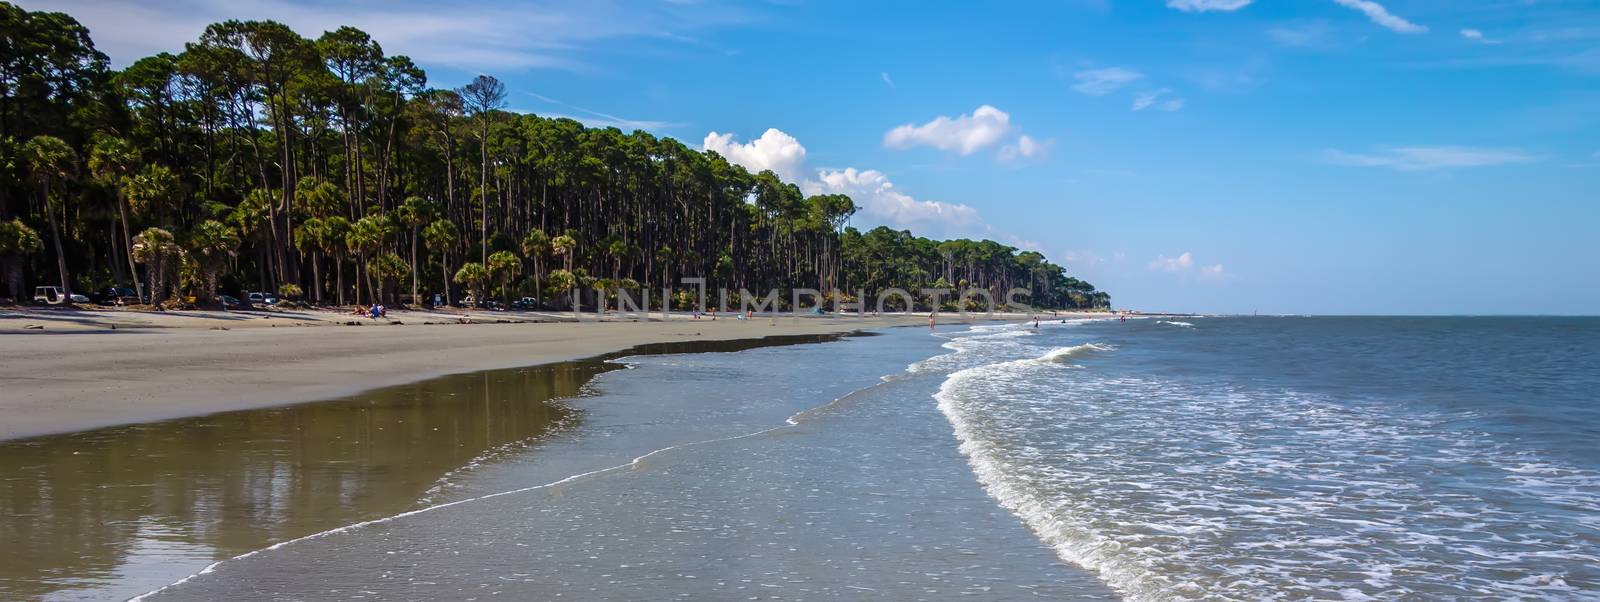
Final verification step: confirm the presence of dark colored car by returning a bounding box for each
[94,287,145,305]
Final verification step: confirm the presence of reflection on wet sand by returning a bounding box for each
[0,332,849,600]
[0,362,598,600]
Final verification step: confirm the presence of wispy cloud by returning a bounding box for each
[28,0,758,69]
[1166,0,1252,12]
[1330,0,1426,34]
[1323,146,1536,170]
[1133,89,1184,112]
[524,91,681,131]
[1459,28,1502,45]
[880,72,895,89]
[1268,20,1336,48]
[1070,67,1145,95]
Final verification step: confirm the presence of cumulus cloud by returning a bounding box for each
[998,135,1054,162]
[1071,67,1145,95]
[1323,146,1535,170]
[1132,89,1185,112]
[702,128,808,183]
[1166,0,1253,12]
[1330,0,1426,34]
[883,105,1015,156]
[806,168,981,231]
[1200,263,1226,278]
[1149,252,1195,273]
[704,127,987,233]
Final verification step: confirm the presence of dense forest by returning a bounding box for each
[0,2,1109,312]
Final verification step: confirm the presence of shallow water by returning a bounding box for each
[136,326,1111,600]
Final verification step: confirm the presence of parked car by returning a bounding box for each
[511,297,540,310]
[217,294,242,308]
[33,286,89,305]
[94,287,144,305]
[246,291,278,305]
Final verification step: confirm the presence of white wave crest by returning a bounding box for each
[1038,343,1114,364]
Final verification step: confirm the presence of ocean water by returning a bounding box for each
[68,316,1600,600]
[930,316,1600,600]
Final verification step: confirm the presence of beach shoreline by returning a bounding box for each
[0,307,1115,441]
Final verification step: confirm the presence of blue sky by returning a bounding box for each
[35,0,1600,314]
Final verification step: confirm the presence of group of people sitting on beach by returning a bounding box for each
[351,304,387,320]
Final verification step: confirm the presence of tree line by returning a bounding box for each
[0,2,1110,311]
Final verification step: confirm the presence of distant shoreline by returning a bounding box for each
[0,308,1118,441]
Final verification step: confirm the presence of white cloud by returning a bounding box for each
[702,128,808,183]
[880,72,895,89]
[1166,0,1253,12]
[1330,0,1426,34]
[703,127,987,234]
[1460,28,1502,44]
[1071,67,1145,95]
[24,0,754,69]
[1149,252,1195,273]
[1323,146,1536,170]
[806,168,981,231]
[1150,252,1228,279]
[998,135,1054,162]
[1132,89,1185,112]
[883,105,1015,156]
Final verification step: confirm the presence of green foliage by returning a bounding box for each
[0,2,1107,310]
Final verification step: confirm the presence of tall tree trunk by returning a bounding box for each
[44,186,69,292]
[117,194,142,299]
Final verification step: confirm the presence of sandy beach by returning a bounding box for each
[0,307,1106,441]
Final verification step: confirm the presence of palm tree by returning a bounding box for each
[604,235,628,282]
[21,136,75,292]
[520,228,549,305]
[132,228,178,305]
[319,216,352,305]
[346,214,390,305]
[368,251,410,305]
[294,217,326,303]
[453,262,488,307]
[89,135,144,299]
[396,196,434,305]
[487,249,520,307]
[547,268,576,309]
[551,233,576,272]
[188,219,240,304]
[0,218,43,301]
[422,219,458,306]
[124,164,179,228]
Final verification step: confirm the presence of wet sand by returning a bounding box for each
[0,312,942,441]
[0,334,862,600]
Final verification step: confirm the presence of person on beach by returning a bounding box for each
[928,311,936,331]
